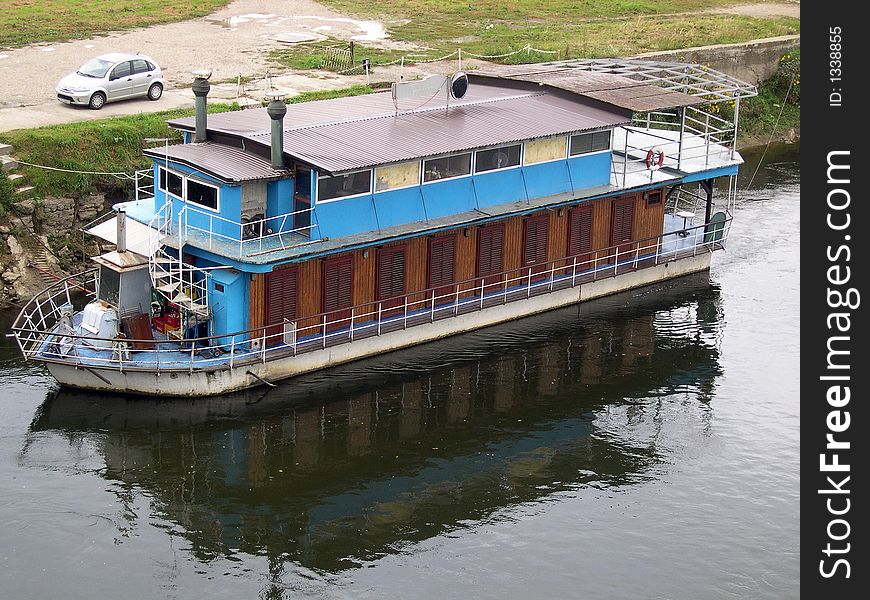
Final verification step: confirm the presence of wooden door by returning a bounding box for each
[477,223,505,290]
[611,197,636,263]
[522,214,549,282]
[567,204,594,271]
[265,266,298,347]
[322,255,354,332]
[428,235,456,303]
[376,244,406,315]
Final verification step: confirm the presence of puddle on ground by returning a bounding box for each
[210,13,389,42]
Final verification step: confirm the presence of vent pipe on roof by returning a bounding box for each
[116,208,127,254]
[192,69,212,144]
[265,92,287,170]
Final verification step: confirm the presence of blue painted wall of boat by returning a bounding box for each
[209,268,249,345]
[421,177,477,219]
[314,195,379,239]
[310,151,611,238]
[566,151,612,192]
[523,160,574,199]
[266,178,295,233]
[151,161,242,241]
[474,168,527,209]
[373,187,428,229]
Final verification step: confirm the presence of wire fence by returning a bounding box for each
[335,44,561,74]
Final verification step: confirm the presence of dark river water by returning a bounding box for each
[0,144,799,599]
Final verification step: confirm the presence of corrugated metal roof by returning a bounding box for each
[143,142,285,182]
[471,67,701,111]
[166,84,526,135]
[248,92,629,173]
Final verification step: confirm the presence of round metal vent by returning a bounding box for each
[450,72,469,99]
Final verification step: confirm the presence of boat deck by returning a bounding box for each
[36,214,711,372]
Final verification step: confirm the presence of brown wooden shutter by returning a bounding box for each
[266,266,298,324]
[323,255,354,313]
[522,214,549,267]
[611,197,635,246]
[477,223,504,277]
[428,236,456,289]
[568,205,594,256]
[377,245,406,300]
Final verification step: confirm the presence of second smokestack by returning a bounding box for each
[192,69,212,144]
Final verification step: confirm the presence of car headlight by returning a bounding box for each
[65,86,92,93]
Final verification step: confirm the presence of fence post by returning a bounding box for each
[322,315,327,348]
[350,308,354,341]
[378,303,383,335]
[403,297,408,329]
[430,290,435,323]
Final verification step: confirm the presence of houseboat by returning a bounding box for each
[10,58,756,396]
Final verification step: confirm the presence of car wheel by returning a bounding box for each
[147,83,163,101]
[88,92,106,110]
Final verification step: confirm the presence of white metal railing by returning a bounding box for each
[613,105,737,188]
[148,200,210,317]
[11,215,731,375]
[177,202,322,259]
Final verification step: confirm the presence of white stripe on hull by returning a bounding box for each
[47,254,711,396]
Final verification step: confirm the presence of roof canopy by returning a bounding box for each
[160,63,755,176]
[533,58,759,102]
[143,141,285,182]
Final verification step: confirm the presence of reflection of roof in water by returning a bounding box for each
[28,273,722,572]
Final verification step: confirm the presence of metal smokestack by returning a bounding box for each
[265,91,287,170]
[116,209,127,253]
[192,69,212,144]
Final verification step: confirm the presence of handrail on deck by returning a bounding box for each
[11,213,731,374]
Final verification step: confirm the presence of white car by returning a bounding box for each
[56,53,164,109]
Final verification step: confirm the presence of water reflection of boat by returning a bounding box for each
[27,272,721,572]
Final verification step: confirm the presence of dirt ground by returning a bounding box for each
[0,0,800,132]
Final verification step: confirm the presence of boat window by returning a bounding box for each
[159,167,184,198]
[524,136,568,164]
[98,265,120,306]
[475,145,521,173]
[317,170,372,202]
[423,153,472,182]
[569,130,612,156]
[187,179,219,210]
[375,161,421,192]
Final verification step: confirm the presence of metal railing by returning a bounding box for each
[611,105,738,188]
[177,202,322,259]
[11,215,731,375]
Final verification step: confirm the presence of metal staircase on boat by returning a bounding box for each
[148,200,210,319]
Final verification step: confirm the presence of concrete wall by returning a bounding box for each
[632,35,800,86]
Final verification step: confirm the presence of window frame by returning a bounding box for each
[374,161,422,194]
[316,169,373,203]
[422,152,474,185]
[568,129,613,158]
[157,166,221,213]
[474,143,523,174]
[522,135,570,166]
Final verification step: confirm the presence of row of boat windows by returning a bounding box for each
[158,167,220,211]
[316,129,613,203]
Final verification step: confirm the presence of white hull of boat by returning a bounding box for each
[47,254,711,397]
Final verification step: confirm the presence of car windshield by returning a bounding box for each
[76,58,115,78]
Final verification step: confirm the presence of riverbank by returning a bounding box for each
[0,45,799,309]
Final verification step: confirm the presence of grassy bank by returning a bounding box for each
[272,0,799,71]
[0,0,231,48]
[738,49,800,148]
[0,85,382,204]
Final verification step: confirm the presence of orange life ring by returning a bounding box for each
[646,148,665,169]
